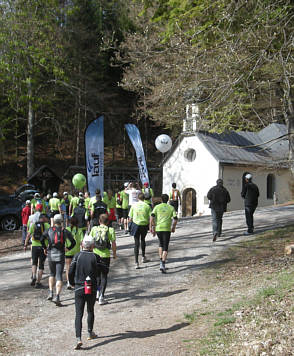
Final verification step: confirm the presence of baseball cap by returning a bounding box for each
[63,192,68,196]
[34,193,40,198]
[245,173,252,180]
[25,200,31,205]
[124,182,129,187]
[79,192,84,198]
[53,192,58,197]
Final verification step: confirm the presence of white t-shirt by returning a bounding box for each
[126,189,141,206]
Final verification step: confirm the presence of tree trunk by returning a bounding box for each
[27,79,34,178]
[75,64,82,165]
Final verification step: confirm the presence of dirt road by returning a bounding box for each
[1,205,294,356]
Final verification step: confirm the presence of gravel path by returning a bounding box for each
[1,205,294,356]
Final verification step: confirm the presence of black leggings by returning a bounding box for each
[157,231,171,252]
[95,255,110,297]
[134,225,148,263]
[75,287,96,338]
[31,246,46,270]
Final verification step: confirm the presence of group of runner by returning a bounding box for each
[22,181,180,306]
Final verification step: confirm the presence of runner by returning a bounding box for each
[126,182,141,210]
[31,192,46,214]
[115,188,123,230]
[21,200,31,245]
[65,216,83,289]
[89,214,116,305]
[68,235,98,350]
[84,191,91,230]
[40,214,76,306]
[142,182,154,208]
[49,192,61,227]
[129,193,151,269]
[169,183,181,213]
[24,213,50,287]
[69,192,80,217]
[60,192,72,227]
[73,198,87,234]
[150,194,178,273]
[120,183,129,234]
[103,189,116,227]
[90,189,107,228]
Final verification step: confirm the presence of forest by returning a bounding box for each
[0,0,294,183]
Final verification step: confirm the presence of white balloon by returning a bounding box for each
[155,134,172,153]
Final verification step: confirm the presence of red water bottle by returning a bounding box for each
[84,276,92,295]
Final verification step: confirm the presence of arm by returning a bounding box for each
[171,217,178,233]
[68,254,77,286]
[150,215,156,236]
[66,230,76,251]
[111,241,117,259]
[24,231,31,250]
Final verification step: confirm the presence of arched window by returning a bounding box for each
[267,174,275,199]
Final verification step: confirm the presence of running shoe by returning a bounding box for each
[142,256,149,263]
[35,282,43,289]
[160,261,164,271]
[87,332,98,340]
[124,230,128,235]
[66,282,72,290]
[30,277,36,286]
[54,294,61,307]
[74,339,83,350]
[47,291,53,301]
[161,266,167,274]
[98,296,108,305]
[135,262,139,269]
[213,233,218,242]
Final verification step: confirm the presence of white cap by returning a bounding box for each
[79,192,84,197]
[124,182,129,187]
[245,173,252,180]
[53,214,63,223]
[34,193,40,198]
[26,200,31,205]
[53,192,58,197]
[63,192,68,196]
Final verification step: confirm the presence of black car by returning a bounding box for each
[0,184,39,231]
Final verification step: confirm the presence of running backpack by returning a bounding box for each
[51,227,64,249]
[94,226,111,250]
[93,201,107,218]
[73,206,86,228]
[33,222,44,241]
[144,188,151,200]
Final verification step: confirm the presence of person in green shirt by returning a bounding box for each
[142,182,154,208]
[65,216,83,289]
[89,214,116,305]
[150,194,178,274]
[84,191,91,228]
[129,193,151,269]
[31,192,46,214]
[69,192,80,217]
[49,192,61,226]
[121,182,129,234]
[24,214,50,288]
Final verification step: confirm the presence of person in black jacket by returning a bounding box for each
[41,214,76,306]
[241,173,259,235]
[207,179,231,242]
[69,235,98,350]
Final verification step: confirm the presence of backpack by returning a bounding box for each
[144,188,151,200]
[33,222,44,241]
[93,201,107,218]
[116,193,122,206]
[73,206,86,228]
[172,189,178,201]
[51,226,64,249]
[94,226,111,250]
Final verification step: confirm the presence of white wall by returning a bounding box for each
[162,135,219,215]
[222,166,292,211]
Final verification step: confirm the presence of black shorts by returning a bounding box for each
[31,246,46,269]
[48,260,65,281]
[116,208,123,219]
[50,210,59,218]
[157,231,171,252]
[65,255,74,259]
[122,209,128,219]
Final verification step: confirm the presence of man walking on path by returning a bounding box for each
[129,193,151,269]
[69,235,98,350]
[150,194,178,273]
[207,179,231,242]
[41,214,76,306]
[241,173,259,235]
[169,183,181,213]
[21,200,31,245]
[24,214,50,287]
